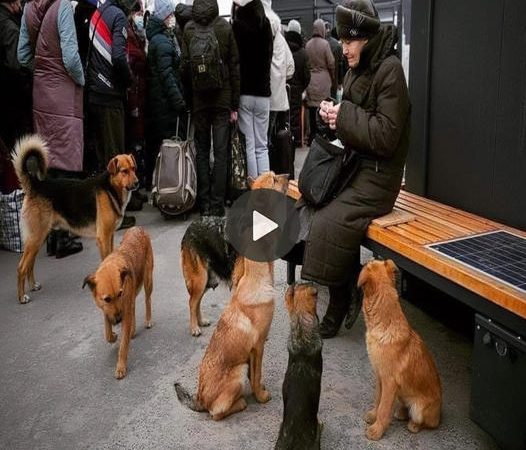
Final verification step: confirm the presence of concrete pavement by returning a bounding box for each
[0,149,498,449]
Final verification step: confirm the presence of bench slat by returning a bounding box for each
[400,191,501,229]
[396,197,495,233]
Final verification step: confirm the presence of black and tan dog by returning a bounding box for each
[275,283,323,450]
[12,134,138,304]
[83,226,153,379]
[180,172,289,336]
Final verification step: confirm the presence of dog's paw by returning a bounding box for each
[19,294,31,304]
[366,423,385,441]
[107,332,118,343]
[31,282,42,292]
[145,320,153,329]
[407,420,422,433]
[191,327,202,337]
[255,389,271,403]
[199,318,211,327]
[365,409,377,424]
[115,365,127,380]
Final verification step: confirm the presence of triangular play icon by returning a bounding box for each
[252,210,278,242]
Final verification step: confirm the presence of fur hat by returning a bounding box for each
[287,19,301,35]
[154,0,173,21]
[336,0,380,41]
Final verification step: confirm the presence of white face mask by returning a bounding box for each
[133,15,144,30]
[165,15,176,29]
[233,0,253,6]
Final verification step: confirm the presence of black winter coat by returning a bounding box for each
[232,0,272,98]
[285,30,310,107]
[181,0,240,113]
[146,16,186,140]
[301,25,411,286]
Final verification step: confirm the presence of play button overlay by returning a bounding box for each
[226,188,300,262]
[253,211,278,241]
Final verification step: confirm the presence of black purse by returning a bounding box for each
[298,135,356,207]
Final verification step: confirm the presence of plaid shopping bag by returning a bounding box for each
[0,189,24,253]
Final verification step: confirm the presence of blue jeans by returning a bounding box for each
[238,95,270,178]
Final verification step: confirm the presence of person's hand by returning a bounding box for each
[327,103,341,130]
[130,107,139,118]
[319,100,333,124]
[230,111,238,123]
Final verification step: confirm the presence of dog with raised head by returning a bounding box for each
[12,135,138,304]
[83,226,153,379]
[180,171,288,336]
[275,283,323,450]
[175,256,275,420]
[358,259,442,440]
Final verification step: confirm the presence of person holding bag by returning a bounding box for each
[295,0,411,338]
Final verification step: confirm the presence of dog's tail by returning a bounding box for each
[11,134,49,193]
[174,383,205,412]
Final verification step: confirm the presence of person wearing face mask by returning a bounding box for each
[0,0,32,152]
[125,0,148,204]
[289,0,411,339]
[144,0,186,189]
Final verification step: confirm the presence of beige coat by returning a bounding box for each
[305,19,335,108]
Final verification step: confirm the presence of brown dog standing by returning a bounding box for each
[12,134,139,303]
[358,259,442,440]
[83,226,153,380]
[175,256,275,420]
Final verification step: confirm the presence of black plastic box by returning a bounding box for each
[470,314,526,450]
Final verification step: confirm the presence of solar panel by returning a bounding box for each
[427,231,526,293]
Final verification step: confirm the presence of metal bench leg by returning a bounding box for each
[287,262,296,285]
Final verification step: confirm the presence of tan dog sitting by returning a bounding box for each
[83,226,153,379]
[358,259,442,440]
[175,256,275,420]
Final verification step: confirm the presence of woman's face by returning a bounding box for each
[341,38,368,69]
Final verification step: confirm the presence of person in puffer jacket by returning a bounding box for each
[301,0,411,338]
[144,0,186,188]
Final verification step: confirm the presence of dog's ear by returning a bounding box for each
[247,176,255,189]
[107,157,119,175]
[82,274,96,291]
[285,284,295,312]
[384,259,399,286]
[120,268,130,285]
[357,264,370,288]
[129,153,137,169]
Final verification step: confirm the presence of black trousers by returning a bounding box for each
[88,103,125,172]
[308,107,318,145]
[193,108,230,213]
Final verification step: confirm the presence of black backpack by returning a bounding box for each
[189,20,224,92]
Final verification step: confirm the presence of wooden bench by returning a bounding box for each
[286,181,526,336]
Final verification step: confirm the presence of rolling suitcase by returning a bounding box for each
[151,116,196,219]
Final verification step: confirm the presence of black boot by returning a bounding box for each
[319,283,352,339]
[55,231,83,259]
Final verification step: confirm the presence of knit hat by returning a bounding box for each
[287,19,301,35]
[116,0,138,14]
[154,0,173,21]
[336,0,380,41]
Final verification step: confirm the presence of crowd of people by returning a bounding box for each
[0,0,350,244]
[1,0,410,339]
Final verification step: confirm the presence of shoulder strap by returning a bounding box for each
[30,0,58,53]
